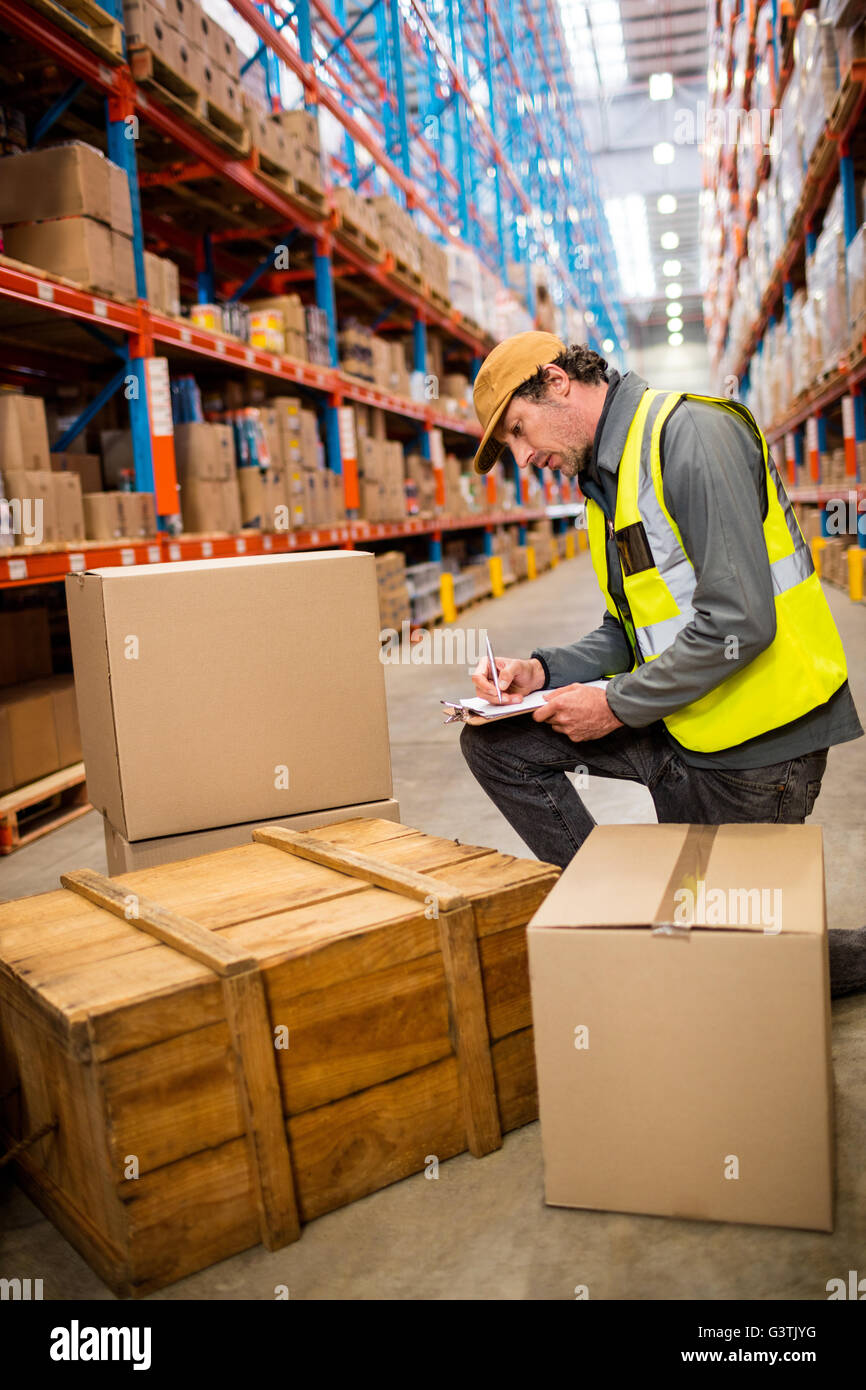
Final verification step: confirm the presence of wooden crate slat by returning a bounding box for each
[438,905,502,1157]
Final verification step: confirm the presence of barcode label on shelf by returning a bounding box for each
[263,535,273,550]
[169,543,182,561]
[806,418,819,452]
[147,545,161,563]
[235,538,246,553]
[288,534,297,547]
[842,396,855,438]
[7,558,27,580]
[180,328,191,345]
[309,531,319,544]
[68,553,86,573]
[121,548,136,565]
[215,341,225,355]
[201,541,213,557]
[37,282,54,302]
[92,300,108,318]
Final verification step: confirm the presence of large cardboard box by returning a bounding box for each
[0,609,52,687]
[51,453,103,494]
[112,231,137,301]
[103,797,401,873]
[66,552,393,839]
[119,491,158,538]
[0,142,111,227]
[4,219,115,298]
[173,421,235,481]
[108,162,133,237]
[50,470,85,543]
[0,683,59,793]
[2,469,57,544]
[122,0,179,66]
[528,823,834,1232]
[0,393,51,471]
[83,492,125,541]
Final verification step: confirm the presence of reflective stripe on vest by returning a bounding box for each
[586,388,848,752]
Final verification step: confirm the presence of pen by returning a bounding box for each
[485,634,503,704]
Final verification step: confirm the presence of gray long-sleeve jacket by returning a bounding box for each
[531,370,862,769]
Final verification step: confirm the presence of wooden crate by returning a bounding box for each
[0,817,558,1296]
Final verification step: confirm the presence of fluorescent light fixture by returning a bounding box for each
[665,282,683,298]
[604,193,656,299]
[602,337,614,351]
[649,72,673,101]
[653,142,675,165]
[668,332,684,346]
[660,231,679,250]
[667,317,683,332]
[662,259,682,276]
[666,301,682,316]
[657,194,678,214]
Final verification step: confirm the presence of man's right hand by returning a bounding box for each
[470,655,547,704]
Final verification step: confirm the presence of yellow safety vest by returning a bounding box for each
[586,388,848,753]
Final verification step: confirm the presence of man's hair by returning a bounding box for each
[512,344,608,402]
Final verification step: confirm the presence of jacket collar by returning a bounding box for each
[594,369,649,476]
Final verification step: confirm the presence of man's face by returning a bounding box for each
[494,372,599,478]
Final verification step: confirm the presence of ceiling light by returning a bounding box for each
[662,259,682,276]
[660,231,679,250]
[665,282,683,298]
[657,194,678,215]
[649,72,673,101]
[604,193,656,300]
[653,142,675,165]
[584,309,595,324]
[667,317,683,332]
[602,337,614,352]
[668,332,684,346]
[666,301,682,316]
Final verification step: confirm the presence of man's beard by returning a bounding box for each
[553,441,591,478]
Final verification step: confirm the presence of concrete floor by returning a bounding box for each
[1,551,864,1300]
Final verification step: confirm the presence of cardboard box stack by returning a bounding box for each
[274,107,323,195]
[173,421,241,533]
[405,559,442,624]
[333,186,382,249]
[0,608,83,794]
[404,451,437,517]
[527,518,555,570]
[124,0,243,122]
[144,251,181,317]
[374,551,411,631]
[0,393,87,544]
[369,196,420,276]
[82,491,158,541]
[357,437,406,522]
[0,143,135,299]
[417,230,450,304]
[65,552,398,868]
[529,823,834,1232]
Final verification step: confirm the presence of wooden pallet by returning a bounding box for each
[202,98,250,155]
[21,0,123,63]
[289,178,328,220]
[426,285,452,315]
[0,763,90,856]
[130,48,249,158]
[335,213,383,263]
[388,254,423,291]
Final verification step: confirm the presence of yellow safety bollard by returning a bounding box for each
[489,553,505,598]
[550,540,559,568]
[849,545,864,602]
[811,535,826,578]
[577,528,589,551]
[565,531,575,560]
[440,570,457,624]
[526,545,537,580]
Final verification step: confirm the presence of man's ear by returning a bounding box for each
[544,363,570,396]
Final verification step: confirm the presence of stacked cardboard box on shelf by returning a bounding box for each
[0,608,83,794]
[274,107,323,195]
[247,293,308,359]
[404,451,437,517]
[369,196,420,276]
[358,437,406,522]
[82,491,158,541]
[144,251,181,317]
[0,142,135,300]
[405,559,442,625]
[64,551,397,866]
[375,550,411,630]
[417,230,450,304]
[173,421,241,533]
[333,186,381,249]
[0,394,88,544]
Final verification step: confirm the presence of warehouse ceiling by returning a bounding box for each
[563,0,709,349]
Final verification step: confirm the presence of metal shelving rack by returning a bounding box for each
[703,0,866,523]
[0,0,619,586]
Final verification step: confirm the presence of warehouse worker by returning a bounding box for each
[460,332,865,995]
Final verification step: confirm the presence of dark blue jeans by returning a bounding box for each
[460,718,864,997]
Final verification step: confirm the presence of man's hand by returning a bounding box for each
[532,683,624,741]
[470,654,546,704]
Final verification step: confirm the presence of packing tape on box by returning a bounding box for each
[651,824,719,936]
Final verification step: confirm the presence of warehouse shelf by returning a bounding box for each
[0,504,583,589]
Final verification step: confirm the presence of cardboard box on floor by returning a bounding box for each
[528,823,833,1233]
[103,797,401,873]
[66,551,393,840]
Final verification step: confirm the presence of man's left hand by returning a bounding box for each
[532,683,624,742]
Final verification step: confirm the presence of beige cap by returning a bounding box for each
[472,331,566,474]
